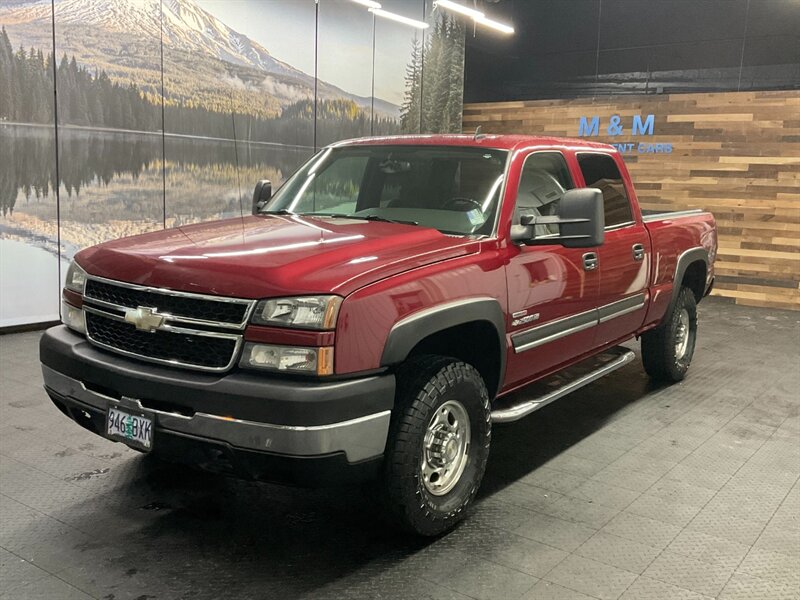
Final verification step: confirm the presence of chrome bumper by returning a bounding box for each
[42,365,390,463]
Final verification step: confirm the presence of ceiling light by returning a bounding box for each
[350,0,382,8]
[434,0,484,19]
[474,15,514,34]
[369,8,429,29]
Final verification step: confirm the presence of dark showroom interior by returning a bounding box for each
[1,0,798,598]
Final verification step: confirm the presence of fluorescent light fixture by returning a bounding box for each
[350,0,382,8]
[434,0,484,20]
[474,15,514,34]
[434,0,515,35]
[369,8,429,29]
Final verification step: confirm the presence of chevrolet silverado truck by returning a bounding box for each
[40,134,716,535]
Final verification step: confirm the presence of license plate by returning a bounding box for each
[107,407,153,451]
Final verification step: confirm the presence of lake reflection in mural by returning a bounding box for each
[0,124,310,325]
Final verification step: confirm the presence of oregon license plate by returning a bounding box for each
[107,407,153,451]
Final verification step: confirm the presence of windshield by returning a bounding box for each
[262,145,508,235]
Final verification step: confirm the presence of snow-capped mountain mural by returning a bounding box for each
[0,0,466,327]
[0,0,398,118]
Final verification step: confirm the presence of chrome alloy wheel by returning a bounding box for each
[421,400,471,496]
[675,308,691,360]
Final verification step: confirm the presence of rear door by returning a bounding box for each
[576,152,650,347]
[504,151,600,388]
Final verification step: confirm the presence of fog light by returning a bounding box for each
[240,343,333,375]
[61,301,85,334]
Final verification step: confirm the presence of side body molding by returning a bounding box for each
[380,297,507,395]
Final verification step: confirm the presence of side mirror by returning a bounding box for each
[252,179,272,214]
[510,188,605,248]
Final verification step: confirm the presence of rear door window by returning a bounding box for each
[577,153,633,228]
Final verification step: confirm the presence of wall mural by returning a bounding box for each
[0,0,466,327]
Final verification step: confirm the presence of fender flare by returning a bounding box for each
[667,246,709,315]
[380,297,507,395]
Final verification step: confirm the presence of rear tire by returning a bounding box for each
[380,355,491,536]
[641,286,697,382]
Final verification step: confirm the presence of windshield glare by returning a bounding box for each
[263,145,508,235]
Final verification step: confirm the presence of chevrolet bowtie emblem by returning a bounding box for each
[124,307,165,332]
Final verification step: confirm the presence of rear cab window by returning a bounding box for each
[576,153,634,228]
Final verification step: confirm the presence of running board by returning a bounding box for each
[491,347,636,424]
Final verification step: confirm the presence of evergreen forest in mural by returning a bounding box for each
[400,14,465,134]
[0,27,403,141]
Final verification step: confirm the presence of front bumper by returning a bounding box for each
[40,326,395,483]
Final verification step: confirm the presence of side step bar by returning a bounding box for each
[491,347,636,424]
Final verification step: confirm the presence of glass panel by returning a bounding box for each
[317,0,374,147]
[222,0,318,211]
[515,153,573,235]
[0,7,63,325]
[53,0,165,258]
[161,0,242,226]
[421,3,466,133]
[373,0,423,135]
[577,153,633,227]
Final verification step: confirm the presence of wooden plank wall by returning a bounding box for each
[463,91,800,310]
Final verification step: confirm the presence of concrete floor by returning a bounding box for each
[0,298,798,600]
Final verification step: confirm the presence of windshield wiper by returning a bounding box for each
[303,213,419,226]
[362,214,419,226]
[259,209,295,216]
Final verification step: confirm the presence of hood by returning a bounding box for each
[77,215,480,298]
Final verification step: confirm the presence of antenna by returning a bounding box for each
[474,126,484,140]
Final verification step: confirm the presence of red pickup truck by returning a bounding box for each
[41,134,716,535]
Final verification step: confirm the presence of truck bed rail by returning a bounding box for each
[642,209,705,222]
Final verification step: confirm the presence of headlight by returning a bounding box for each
[61,301,86,334]
[251,296,341,330]
[65,260,87,294]
[240,343,333,375]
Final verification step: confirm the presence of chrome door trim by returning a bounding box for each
[597,293,646,324]
[512,308,598,353]
[604,220,636,232]
[511,293,647,353]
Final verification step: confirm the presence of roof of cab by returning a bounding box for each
[330,133,618,153]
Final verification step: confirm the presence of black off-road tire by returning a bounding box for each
[380,355,491,536]
[641,286,698,382]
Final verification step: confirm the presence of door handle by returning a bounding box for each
[583,252,598,271]
[632,243,645,261]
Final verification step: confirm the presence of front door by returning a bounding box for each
[504,151,600,389]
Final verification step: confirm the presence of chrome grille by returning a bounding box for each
[84,276,254,330]
[84,307,241,372]
[81,277,253,372]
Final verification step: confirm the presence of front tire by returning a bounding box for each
[641,286,698,382]
[381,356,491,536]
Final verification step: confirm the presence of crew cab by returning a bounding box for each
[40,134,716,535]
